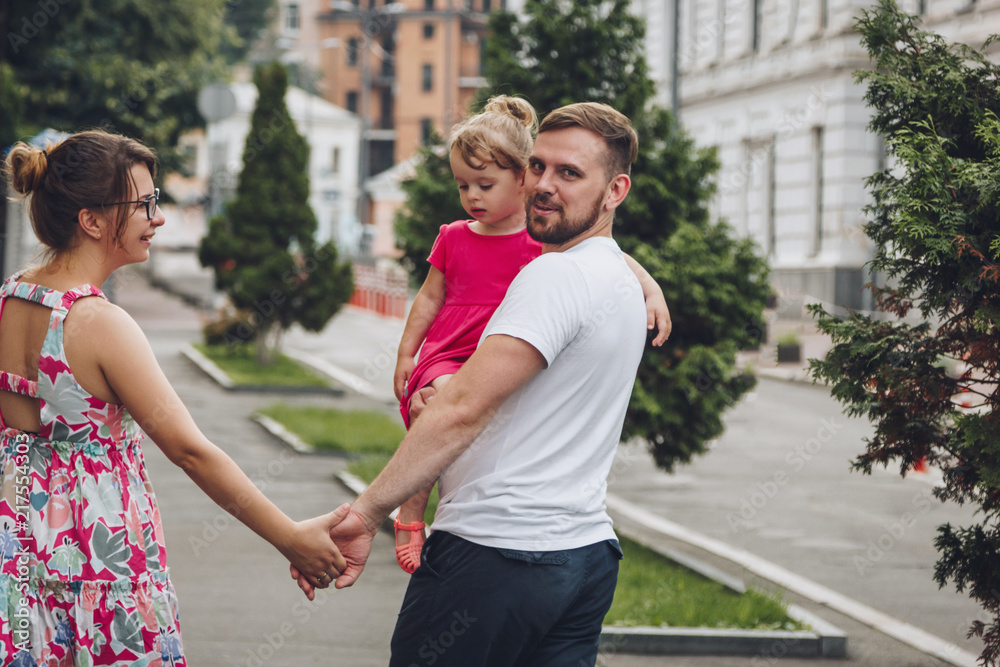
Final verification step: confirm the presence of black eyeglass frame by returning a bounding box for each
[105,188,159,221]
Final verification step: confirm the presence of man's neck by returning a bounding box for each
[542,214,614,254]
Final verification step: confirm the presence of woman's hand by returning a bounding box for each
[278,505,351,593]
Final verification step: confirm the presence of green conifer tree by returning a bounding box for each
[810,2,1000,661]
[393,0,770,470]
[199,62,353,364]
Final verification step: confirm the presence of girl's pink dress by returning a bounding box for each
[400,220,542,426]
[0,275,185,666]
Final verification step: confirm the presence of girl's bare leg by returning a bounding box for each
[395,375,453,571]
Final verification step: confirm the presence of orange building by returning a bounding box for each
[317,0,508,178]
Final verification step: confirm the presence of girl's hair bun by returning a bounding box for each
[5,142,49,195]
[482,95,538,131]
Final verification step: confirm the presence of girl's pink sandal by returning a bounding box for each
[394,519,426,574]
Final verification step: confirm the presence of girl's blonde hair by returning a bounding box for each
[4,129,157,254]
[450,95,537,172]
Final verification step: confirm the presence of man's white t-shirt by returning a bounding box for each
[431,236,647,551]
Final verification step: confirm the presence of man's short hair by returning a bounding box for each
[538,103,638,179]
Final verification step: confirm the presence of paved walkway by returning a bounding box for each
[119,259,988,666]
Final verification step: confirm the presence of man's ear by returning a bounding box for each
[78,208,105,241]
[603,174,632,212]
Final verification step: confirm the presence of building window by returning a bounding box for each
[347,38,359,66]
[380,88,393,129]
[422,64,433,92]
[421,118,434,145]
[332,146,341,174]
[346,91,358,113]
[483,0,491,10]
[425,0,434,9]
[766,140,776,255]
[819,0,828,29]
[423,22,435,39]
[751,0,763,53]
[917,0,927,13]
[285,3,300,31]
[811,127,824,256]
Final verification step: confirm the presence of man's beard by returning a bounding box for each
[525,192,603,245]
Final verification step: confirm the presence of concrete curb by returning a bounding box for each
[252,414,315,454]
[606,494,978,666]
[180,344,345,396]
[285,349,398,406]
[329,471,846,658]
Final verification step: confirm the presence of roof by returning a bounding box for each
[228,82,360,127]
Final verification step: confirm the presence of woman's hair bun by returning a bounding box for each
[5,143,49,195]
[482,95,538,130]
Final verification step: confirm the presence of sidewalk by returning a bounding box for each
[125,260,986,666]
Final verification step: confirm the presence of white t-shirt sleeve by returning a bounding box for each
[482,254,588,366]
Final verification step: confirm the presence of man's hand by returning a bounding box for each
[278,505,350,593]
[290,503,378,599]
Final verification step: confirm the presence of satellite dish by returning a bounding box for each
[197,83,237,122]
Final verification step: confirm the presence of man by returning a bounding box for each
[298,102,654,666]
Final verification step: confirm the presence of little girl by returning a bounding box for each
[390,96,670,574]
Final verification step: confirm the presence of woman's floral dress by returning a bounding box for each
[0,276,185,666]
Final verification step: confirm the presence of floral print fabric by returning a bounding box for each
[0,276,185,666]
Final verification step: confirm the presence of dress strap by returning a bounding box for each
[0,274,65,308]
[57,284,108,312]
[0,371,39,398]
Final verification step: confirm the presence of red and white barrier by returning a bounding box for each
[351,263,408,318]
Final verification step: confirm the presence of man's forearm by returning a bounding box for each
[352,334,547,529]
[352,385,494,527]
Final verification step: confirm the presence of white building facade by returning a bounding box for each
[632,0,1000,314]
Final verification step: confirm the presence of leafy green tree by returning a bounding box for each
[221,0,275,63]
[394,0,770,470]
[198,62,353,363]
[809,2,1000,661]
[0,0,230,169]
[392,136,466,284]
[0,0,232,274]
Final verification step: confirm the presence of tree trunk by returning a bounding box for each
[254,320,285,366]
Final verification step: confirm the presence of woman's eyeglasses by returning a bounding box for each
[106,188,159,220]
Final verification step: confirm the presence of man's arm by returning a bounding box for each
[365,333,545,520]
[295,333,547,594]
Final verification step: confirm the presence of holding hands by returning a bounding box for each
[290,503,379,600]
[277,505,352,594]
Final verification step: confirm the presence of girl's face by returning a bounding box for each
[449,147,526,235]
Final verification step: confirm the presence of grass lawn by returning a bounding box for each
[271,405,803,631]
[257,404,406,456]
[605,537,804,630]
[195,343,329,388]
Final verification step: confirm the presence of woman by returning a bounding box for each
[0,130,345,665]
